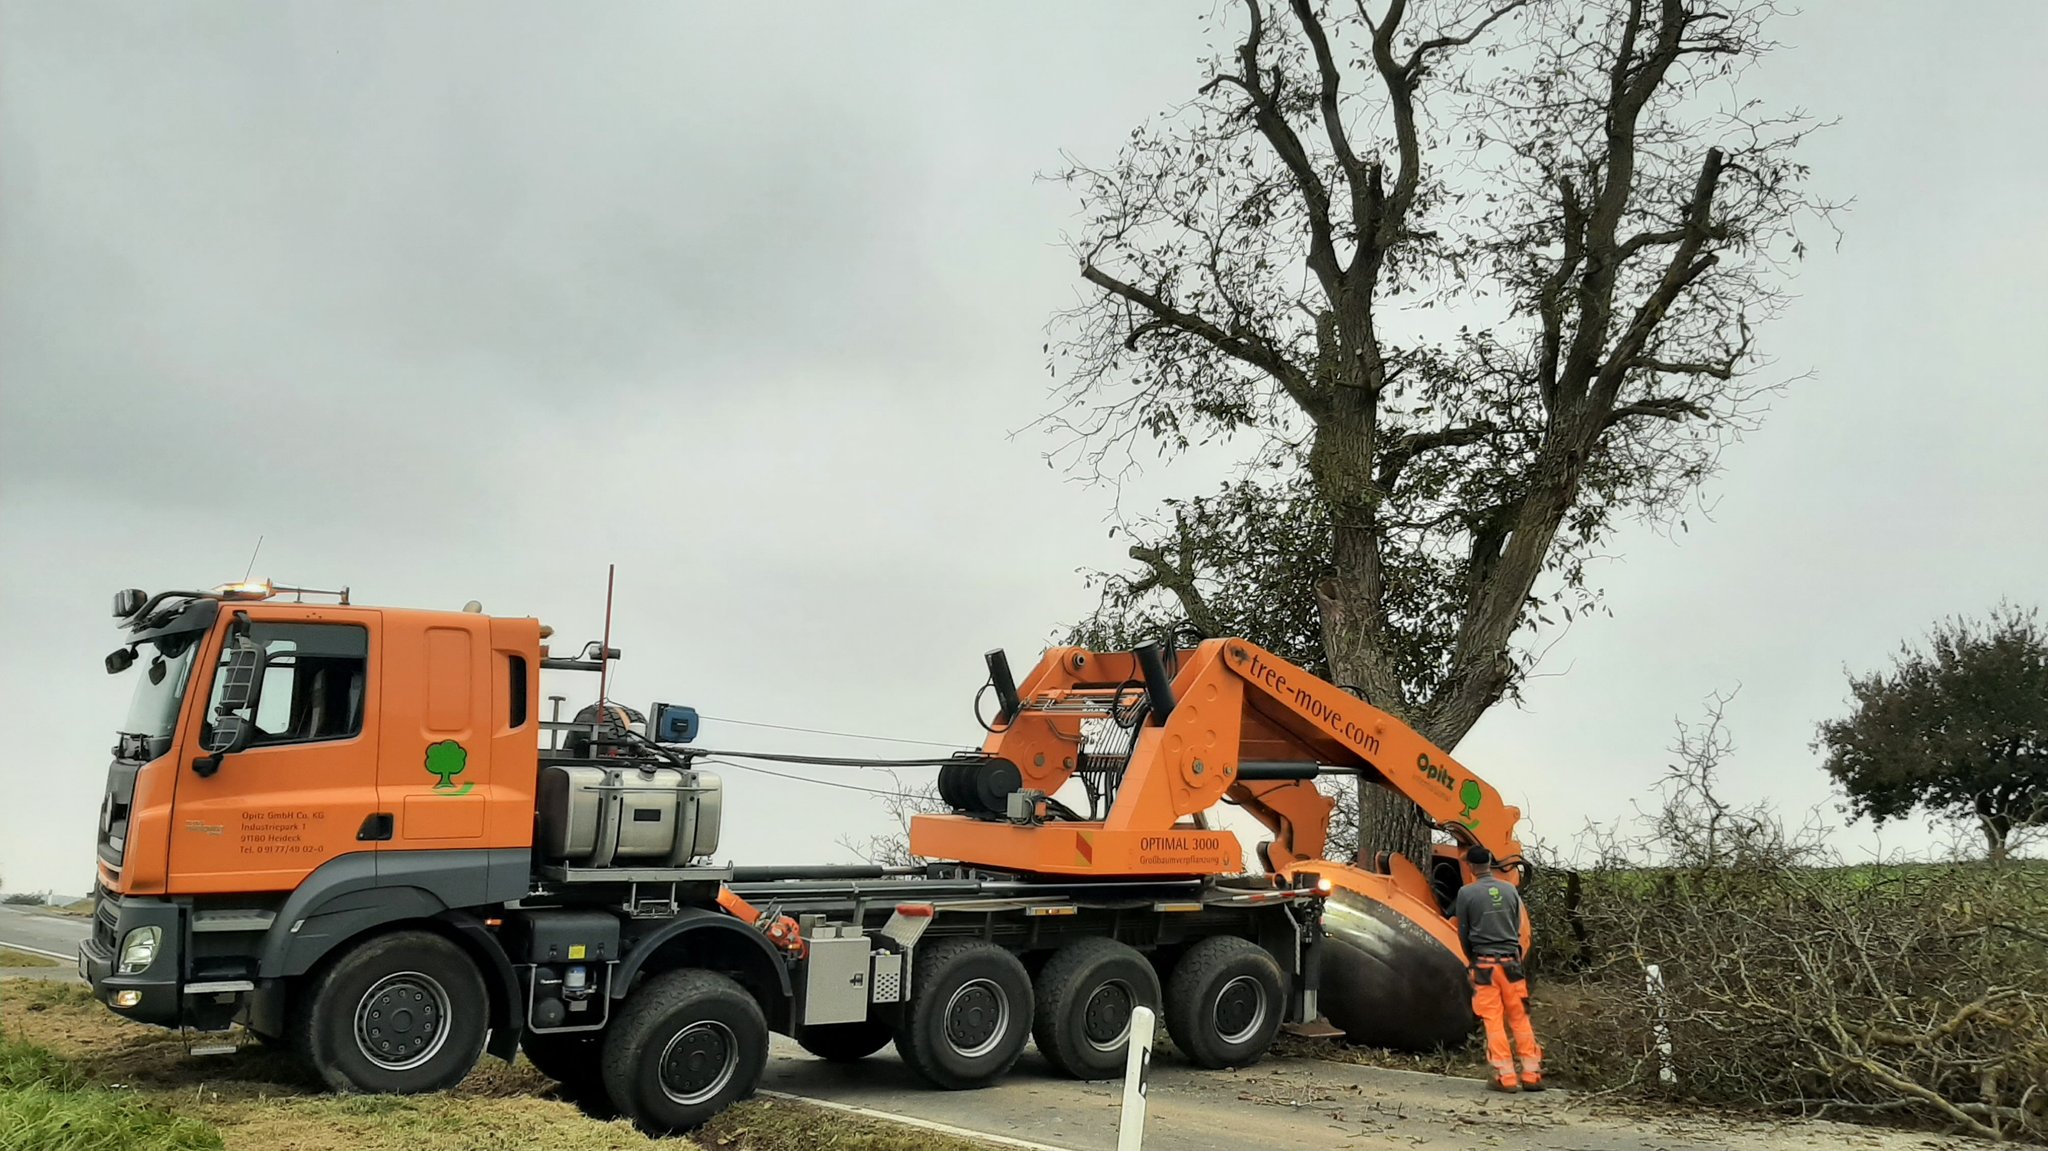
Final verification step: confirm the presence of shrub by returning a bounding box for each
[1525,696,2048,1141]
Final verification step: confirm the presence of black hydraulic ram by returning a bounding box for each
[1134,641,1177,723]
[1234,760,1322,781]
[984,649,1022,725]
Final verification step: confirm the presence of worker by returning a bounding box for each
[1453,844,1543,1092]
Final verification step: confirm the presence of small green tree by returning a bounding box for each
[1817,606,2048,866]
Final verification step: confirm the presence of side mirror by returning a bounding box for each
[113,589,146,619]
[215,634,265,714]
[202,715,253,757]
[195,634,264,773]
[105,648,137,675]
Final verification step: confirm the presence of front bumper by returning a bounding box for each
[81,895,184,1028]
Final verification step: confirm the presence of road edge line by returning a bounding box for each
[757,1089,1077,1151]
[0,942,77,963]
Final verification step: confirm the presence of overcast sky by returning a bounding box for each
[3,2,2044,895]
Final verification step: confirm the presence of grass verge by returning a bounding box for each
[0,979,992,1151]
[1,1027,222,1151]
[0,948,58,969]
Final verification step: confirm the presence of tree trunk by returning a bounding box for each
[1324,633,1435,868]
[1356,784,1434,869]
[1982,815,2010,869]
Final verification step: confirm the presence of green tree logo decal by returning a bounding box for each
[425,740,472,795]
[1457,779,1483,830]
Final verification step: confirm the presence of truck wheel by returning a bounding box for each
[796,1020,894,1063]
[1031,938,1160,1080]
[295,930,489,1094]
[521,1030,605,1096]
[894,939,1032,1090]
[1164,936,1284,1069]
[601,970,767,1135]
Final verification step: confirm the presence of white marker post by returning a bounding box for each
[1645,962,1677,1085]
[1116,1005,1156,1151]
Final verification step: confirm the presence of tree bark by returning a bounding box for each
[1982,815,2010,869]
[1355,783,1434,869]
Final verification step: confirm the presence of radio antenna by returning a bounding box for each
[242,534,265,582]
[596,563,617,715]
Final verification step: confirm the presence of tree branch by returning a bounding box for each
[1081,261,1326,417]
[1538,176,1585,410]
[1366,0,1424,242]
[1129,527,1224,639]
[1291,0,1363,181]
[1603,396,1708,428]
[1633,358,1735,379]
[1593,147,1728,404]
[1207,1,1344,297]
[1402,0,1531,74]
[1374,423,1498,490]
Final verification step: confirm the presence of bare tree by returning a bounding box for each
[836,771,946,868]
[1051,0,1830,860]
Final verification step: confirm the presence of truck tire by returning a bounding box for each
[601,970,767,1135]
[521,1030,606,1097]
[893,939,1032,1090]
[1031,938,1161,1079]
[796,1020,894,1063]
[1164,936,1284,1069]
[294,929,489,1094]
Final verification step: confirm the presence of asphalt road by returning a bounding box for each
[0,909,1974,1151]
[759,1042,1942,1151]
[0,903,90,964]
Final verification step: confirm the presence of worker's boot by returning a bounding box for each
[1518,1072,1545,1092]
[1487,1076,1521,1094]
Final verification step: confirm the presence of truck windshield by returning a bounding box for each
[121,631,204,740]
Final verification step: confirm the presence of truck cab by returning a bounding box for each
[87,585,540,1016]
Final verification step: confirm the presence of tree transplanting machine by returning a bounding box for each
[83,579,1527,1136]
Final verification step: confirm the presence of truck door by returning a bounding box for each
[376,614,493,850]
[165,610,383,894]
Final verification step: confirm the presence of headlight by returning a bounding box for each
[117,926,162,974]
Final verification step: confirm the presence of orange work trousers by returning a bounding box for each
[1470,956,1543,1087]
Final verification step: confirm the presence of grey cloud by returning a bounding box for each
[3,0,2045,893]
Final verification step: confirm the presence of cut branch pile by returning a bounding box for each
[1517,695,2048,1141]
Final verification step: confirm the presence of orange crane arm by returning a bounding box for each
[1215,640,1522,867]
[911,637,1522,882]
[1226,777,1336,872]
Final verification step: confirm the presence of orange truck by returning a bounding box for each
[85,580,1525,1134]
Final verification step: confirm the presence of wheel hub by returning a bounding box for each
[1082,979,1135,1051]
[1213,975,1267,1046]
[354,972,451,1071]
[659,1021,739,1105]
[943,979,1009,1058]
